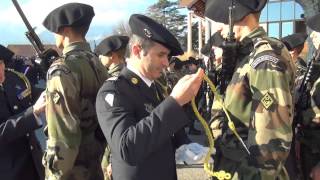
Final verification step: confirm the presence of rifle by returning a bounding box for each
[219,0,238,95]
[12,0,58,73]
[295,48,320,125]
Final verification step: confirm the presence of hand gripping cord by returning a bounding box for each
[190,74,250,180]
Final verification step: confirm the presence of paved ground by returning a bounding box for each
[176,121,212,180]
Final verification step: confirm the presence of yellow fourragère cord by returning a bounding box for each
[190,74,249,180]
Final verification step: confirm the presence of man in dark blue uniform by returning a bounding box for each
[96,14,204,180]
[0,44,46,180]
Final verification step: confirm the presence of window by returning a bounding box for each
[295,3,304,19]
[260,6,268,22]
[282,22,294,37]
[269,23,280,38]
[268,2,281,21]
[281,1,294,21]
[259,1,306,37]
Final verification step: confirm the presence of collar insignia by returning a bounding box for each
[131,77,139,85]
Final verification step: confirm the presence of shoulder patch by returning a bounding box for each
[253,38,269,49]
[105,93,114,107]
[250,54,280,69]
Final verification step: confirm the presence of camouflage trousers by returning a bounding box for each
[101,146,111,180]
[43,133,104,180]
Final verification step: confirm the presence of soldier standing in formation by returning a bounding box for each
[295,13,320,180]
[281,33,308,78]
[205,0,295,179]
[95,35,129,77]
[94,35,129,180]
[0,44,46,180]
[96,14,204,180]
[41,3,108,180]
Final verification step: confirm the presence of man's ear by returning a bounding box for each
[132,44,142,59]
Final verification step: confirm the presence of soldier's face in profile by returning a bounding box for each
[99,55,112,68]
[140,42,170,80]
[0,60,5,83]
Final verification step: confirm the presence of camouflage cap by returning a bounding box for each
[95,35,129,56]
[0,45,14,64]
[43,3,94,33]
[129,14,183,56]
[205,0,267,24]
[281,33,307,51]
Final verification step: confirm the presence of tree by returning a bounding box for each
[112,20,132,37]
[146,0,187,48]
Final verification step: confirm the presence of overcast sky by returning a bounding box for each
[0,0,160,46]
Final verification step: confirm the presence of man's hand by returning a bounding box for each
[33,91,46,116]
[170,68,204,106]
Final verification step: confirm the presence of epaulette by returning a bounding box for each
[250,37,282,69]
[6,68,32,99]
[253,37,269,49]
[47,60,71,80]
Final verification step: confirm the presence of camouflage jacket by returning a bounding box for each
[44,42,108,178]
[215,27,295,179]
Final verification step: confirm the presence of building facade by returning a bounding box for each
[260,0,305,38]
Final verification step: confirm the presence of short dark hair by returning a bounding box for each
[128,35,155,57]
[59,25,90,37]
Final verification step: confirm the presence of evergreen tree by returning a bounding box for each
[146,0,187,49]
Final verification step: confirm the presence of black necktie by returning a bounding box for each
[150,83,160,101]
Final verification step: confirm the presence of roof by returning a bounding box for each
[179,0,206,17]
[6,44,62,57]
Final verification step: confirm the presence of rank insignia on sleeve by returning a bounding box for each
[261,92,274,110]
[53,93,60,104]
[131,77,139,85]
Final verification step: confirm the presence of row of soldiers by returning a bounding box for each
[2,0,320,180]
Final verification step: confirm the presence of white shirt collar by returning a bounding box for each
[127,62,153,87]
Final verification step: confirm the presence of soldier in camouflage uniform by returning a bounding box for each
[205,0,295,179]
[281,33,308,79]
[42,3,108,180]
[296,13,320,180]
[95,35,129,78]
[94,35,129,180]
[280,32,308,180]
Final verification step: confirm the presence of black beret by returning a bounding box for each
[0,45,14,64]
[43,3,94,33]
[205,0,267,24]
[307,13,320,32]
[201,31,224,56]
[95,35,129,56]
[129,14,183,56]
[281,33,307,51]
